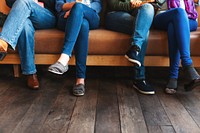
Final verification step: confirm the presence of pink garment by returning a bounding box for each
[167,0,198,19]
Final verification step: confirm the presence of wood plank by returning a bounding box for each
[0,78,26,115]
[160,126,175,133]
[116,79,148,133]
[176,90,200,128]
[12,74,66,133]
[39,78,76,133]
[0,78,39,133]
[137,92,171,126]
[95,79,121,133]
[148,126,162,133]
[148,125,175,133]
[67,79,98,133]
[157,89,200,133]
[0,78,12,95]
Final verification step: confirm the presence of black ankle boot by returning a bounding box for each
[184,78,200,91]
[183,65,200,91]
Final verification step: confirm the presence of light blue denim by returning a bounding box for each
[56,3,100,78]
[105,3,154,79]
[0,0,56,75]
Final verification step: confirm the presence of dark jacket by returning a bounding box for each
[107,0,132,12]
[6,0,56,15]
[106,0,139,16]
[167,0,198,19]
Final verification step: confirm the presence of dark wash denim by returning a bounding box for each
[154,8,198,79]
[57,3,100,78]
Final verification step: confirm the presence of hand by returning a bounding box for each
[76,0,82,2]
[145,0,155,2]
[64,10,71,18]
[130,0,143,8]
[62,2,76,11]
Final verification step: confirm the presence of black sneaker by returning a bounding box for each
[133,79,155,95]
[125,45,141,67]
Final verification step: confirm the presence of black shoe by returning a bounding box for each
[184,78,200,91]
[125,45,141,67]
[133,79,155,95]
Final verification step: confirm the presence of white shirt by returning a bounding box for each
[180,0,185,9]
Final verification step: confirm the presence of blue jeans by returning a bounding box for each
[57,3,100,78]
[0,0,56,75]
[105,3,154,79]
[153,8,198,79]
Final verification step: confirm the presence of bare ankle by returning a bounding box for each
[0,39,8,51]
[76,78,85,85]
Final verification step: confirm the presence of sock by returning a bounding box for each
[183,65,200,80]
[166,78,177,89]
[58,53,69,66]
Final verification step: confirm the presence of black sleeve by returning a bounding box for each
[5,0,16,8]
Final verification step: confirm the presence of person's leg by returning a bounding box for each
[0,0,56,60]
[72,19,89,96]
[49,3,100,75]
[154,8,195,68]
[154,9,181,94]
[0,0,55,48]
[132,36,155,95]
[51,3,100,96]
[182,19,200,91]
[165,22,179,94]
[105,12,135,35]
[18,19,36,75]
[132,3,154,49]
[17,19,39,89]
[61,3,99,56]
[105,8,155,95]
[1,0,56,87]
[168,9,200,88]
[125,3,154,66]
[74,19,89,81]
[154,8,200,93]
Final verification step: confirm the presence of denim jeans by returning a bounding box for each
[153,8,198,79]
[105,3,154,79]
[57,3,100,78]
[0,0,56,75]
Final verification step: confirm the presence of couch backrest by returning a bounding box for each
[99,0,107,27]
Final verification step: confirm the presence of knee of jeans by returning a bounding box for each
[81,19,89,31]
[173,8,187,18]
[22,19,34,33]
[72,3,84,12]
[140,3,154,15]
[15,0,33,6]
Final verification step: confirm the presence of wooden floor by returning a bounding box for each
[0,65,200,133]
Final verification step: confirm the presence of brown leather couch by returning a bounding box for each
[1,0,200,77]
